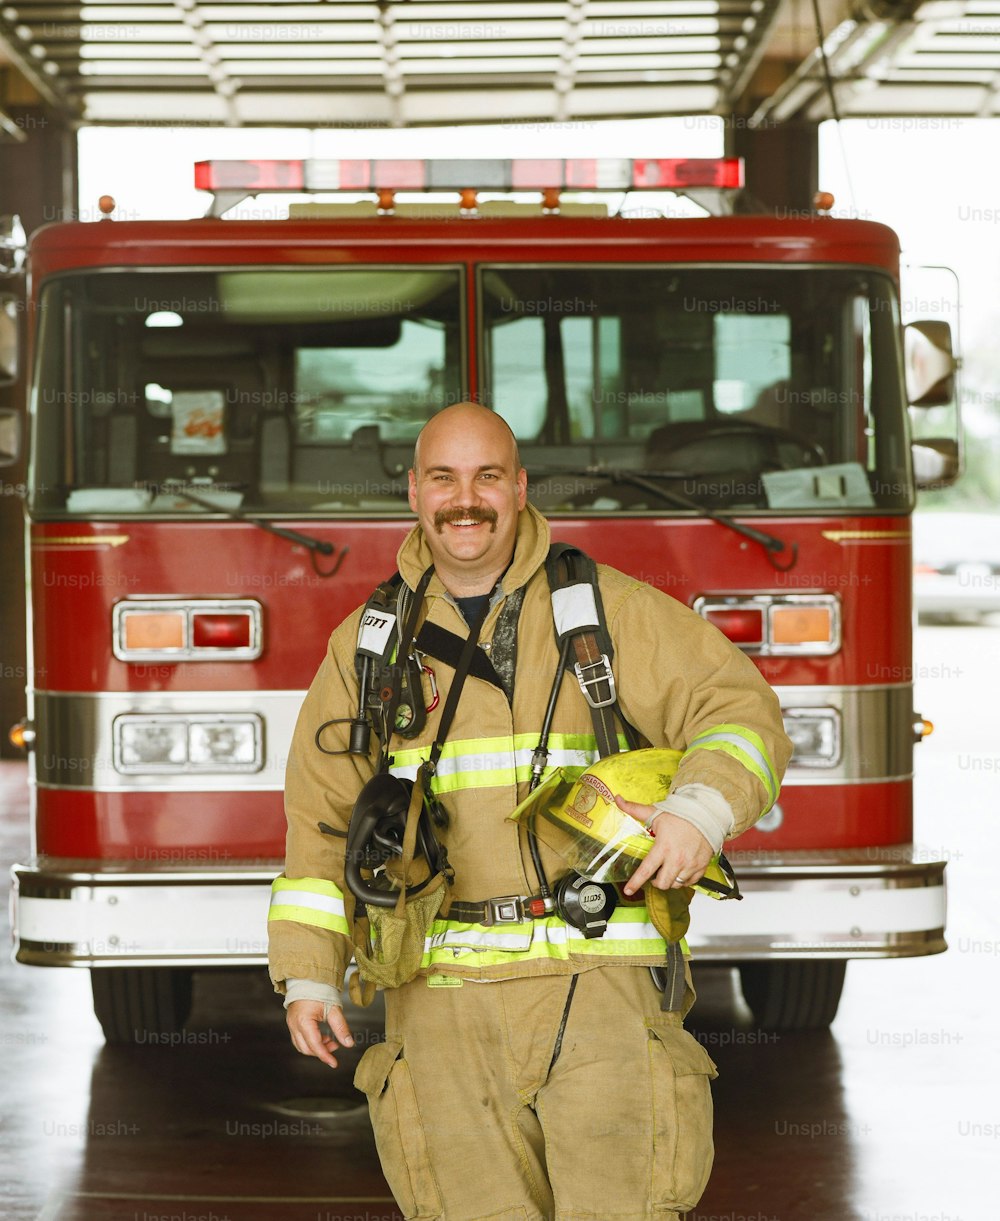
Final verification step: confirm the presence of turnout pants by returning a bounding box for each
[353,966,719,1221]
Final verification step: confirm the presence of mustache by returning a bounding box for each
[433,505,499,532]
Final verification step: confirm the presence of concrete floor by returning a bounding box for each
[2,625,998,1220]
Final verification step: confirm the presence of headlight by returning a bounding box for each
[783,707,841,767]
[114,714,263,774]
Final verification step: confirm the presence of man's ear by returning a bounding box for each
[408,468,418,512]
[516,466,528,510]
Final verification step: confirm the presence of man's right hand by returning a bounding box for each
[286,1000,355,1069]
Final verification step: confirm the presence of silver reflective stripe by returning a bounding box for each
[427,916,664,954]
[428,925,534,952]
[269,890,345,917]
[389,743,601,784]
[516,743,600,767]
[691,730,777,799]
[390,762,421,782]
[565,919,664,942]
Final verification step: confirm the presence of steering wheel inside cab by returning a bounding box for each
[562,418,829,511]
[647,419,827,475]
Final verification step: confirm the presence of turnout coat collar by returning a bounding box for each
[396,502,552,601]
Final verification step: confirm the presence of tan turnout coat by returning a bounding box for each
[268,503,792,993]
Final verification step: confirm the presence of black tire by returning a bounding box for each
[91,968,194,1045]
[738,960,847,1030]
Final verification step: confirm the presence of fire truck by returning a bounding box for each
[3,157,958,1041]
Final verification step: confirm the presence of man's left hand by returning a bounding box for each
[615,796,715,897]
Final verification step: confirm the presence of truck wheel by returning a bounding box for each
[738,960,847,1030]
[90,968,193,1044]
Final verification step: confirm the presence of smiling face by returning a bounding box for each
[408,403,527,596]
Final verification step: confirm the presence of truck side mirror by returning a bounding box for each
[904,320,957,407]
[0,215,27,386]
[0,214,26,276]
[0,294,19,385]
[912,437,960,491]
[0,407,21,467]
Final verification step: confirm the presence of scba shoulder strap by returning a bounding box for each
[545,543,639,760]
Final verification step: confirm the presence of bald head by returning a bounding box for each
[407,401,528,596]
[412,402,520,477]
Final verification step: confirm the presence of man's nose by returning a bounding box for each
[451,475,483,504]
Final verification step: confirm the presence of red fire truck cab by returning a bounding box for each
[5,158,957,1039]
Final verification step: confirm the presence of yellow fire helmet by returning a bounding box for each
[509,747,740,899]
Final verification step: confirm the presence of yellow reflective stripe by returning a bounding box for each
[403,763,518,792]
[268,903,350,935]
[268,876,350,936]
[686,723,779,810]
[389,732,629,794]
[417,906,671,969]
[271,875,344,900]
[391,732,603,769]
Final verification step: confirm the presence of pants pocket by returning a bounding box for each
[647,1023,719,1212]
[354,1038,442,1220]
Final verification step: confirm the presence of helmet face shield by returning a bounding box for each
[510,765,656,883]
[509,747,741,899]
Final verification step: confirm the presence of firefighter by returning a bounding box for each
[268,401,791,1221]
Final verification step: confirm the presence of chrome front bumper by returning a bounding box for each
[10,848,946,968]
[10,862,278,967]
[687,849,947,960]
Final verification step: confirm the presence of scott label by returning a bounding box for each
[358,611,396,657]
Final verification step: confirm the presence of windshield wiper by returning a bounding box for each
[163,485,349,578]
[530,466,798,571]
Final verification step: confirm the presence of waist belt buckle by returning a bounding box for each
[573,653,617,709]
[484,895,526,926]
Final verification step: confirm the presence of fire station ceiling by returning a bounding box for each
[1,0,999,130]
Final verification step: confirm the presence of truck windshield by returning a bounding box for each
[30,260,910,517]
[481,264,911,512]
[31,267,464,516]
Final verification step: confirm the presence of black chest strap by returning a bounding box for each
[416,621,505,692]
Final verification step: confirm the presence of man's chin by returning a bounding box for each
[441,537,492,562]
[432,528,507,568]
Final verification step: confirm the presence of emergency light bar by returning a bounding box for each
[194,157,744,196]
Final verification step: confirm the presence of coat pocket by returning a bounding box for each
[647,1023,719,1212]
[354,1038,442,1220]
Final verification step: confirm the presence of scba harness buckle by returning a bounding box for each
[572,653,617,709]
[448,893,545,926]
[485,895,529,925]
